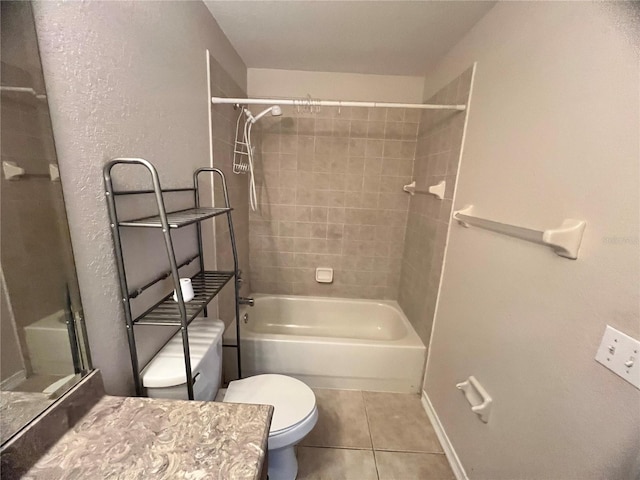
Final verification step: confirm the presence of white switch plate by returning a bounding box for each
[595,325,640,390]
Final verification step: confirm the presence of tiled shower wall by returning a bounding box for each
[248,106,420,298]
[398,66,474,345]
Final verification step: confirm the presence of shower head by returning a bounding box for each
[249,105,282,124]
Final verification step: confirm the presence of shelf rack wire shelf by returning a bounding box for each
[134,271,234,326]
[118,207,232,228]
[103,158,242,400]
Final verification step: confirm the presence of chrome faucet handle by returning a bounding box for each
[239,297,254,307]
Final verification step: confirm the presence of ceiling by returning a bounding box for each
[204,1,495,76]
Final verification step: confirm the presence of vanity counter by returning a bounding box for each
[0,392,54,444]
[20,394,272,480]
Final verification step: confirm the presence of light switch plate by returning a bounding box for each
[595,325,640,390]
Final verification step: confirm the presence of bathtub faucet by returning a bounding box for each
[239,296,254,307]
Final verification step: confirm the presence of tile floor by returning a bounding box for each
[296,389,455,480]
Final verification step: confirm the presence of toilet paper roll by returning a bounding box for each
[173,278,194,302]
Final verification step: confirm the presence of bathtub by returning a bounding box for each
[226,295,426,393]
[24,310,75,376]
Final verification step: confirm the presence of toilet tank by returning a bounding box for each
[141,318,225,401]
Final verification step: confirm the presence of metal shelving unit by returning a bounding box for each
[103,158,242,400]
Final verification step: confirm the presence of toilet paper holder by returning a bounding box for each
[456,376,492,423]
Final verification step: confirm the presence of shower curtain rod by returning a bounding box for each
[211,96,466,111]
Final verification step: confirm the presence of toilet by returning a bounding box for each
[224,374,318,479]
[142,318,317,480]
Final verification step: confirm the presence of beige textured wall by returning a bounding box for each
[398,67,473,346]
[423,3,640,479]
[248,68,424,103]
[249,105,419,298]
[33,1,247,395]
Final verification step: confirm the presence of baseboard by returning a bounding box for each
[0,370,26,391]
[421,390,469,480]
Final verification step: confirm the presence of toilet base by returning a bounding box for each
[268,446,298,480]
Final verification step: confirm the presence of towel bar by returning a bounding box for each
[453,205,586,260]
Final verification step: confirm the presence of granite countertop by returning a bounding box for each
[0,392,55,444]
[21,395,273,480]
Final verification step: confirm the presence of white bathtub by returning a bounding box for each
[227,295,426,393]
[24,310,75,376]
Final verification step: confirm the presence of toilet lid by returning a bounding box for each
[224,374,316,434]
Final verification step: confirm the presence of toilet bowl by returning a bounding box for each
[142,320,317,480]
[224,374,318,480]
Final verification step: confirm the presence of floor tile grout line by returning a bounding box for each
[299,445,373,452]
[300,446,445,455]
[300,445,373,452]
[374,448,447,455]
[361,390,381,480]
[361,390,375,449]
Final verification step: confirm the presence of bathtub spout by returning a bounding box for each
[239,297,254,307]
